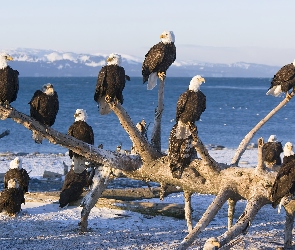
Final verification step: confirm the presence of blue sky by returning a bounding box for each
[2,0,295,66]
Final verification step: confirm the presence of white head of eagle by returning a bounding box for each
[0,52,13,70]
[7,178,19,189]
[9,157,22,170]
[268,134,277,142]
[74,109,88,122]
[284,142,294,157]
[106,53,122,66]
[42,83,55,96]
[160,31,175,44]
[189,75,205,92]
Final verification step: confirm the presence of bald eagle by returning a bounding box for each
[142,31,176,90]
[271,156,295,208]
[59,167,88,208]
[262,135,283,167]
[282,142,295,165]
[168,123,198,179]
[0,53,19,105]
[68,109,94,159]
[175,75,206,139]
[4,157,30,193]
[266,59,295,98]
[29,83,59,143]
[94,53,130,115]
[0,178,25,216]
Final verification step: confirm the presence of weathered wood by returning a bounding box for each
[1,89,295,249]
[24,188,185,219]
[151,78,165,151]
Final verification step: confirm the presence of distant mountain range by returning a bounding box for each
[3,48,280,78]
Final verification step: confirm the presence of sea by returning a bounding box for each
[0,77,294,154]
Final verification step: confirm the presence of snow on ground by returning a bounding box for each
[0,149,291,249]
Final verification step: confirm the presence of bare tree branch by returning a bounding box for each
[151,79,165,151]
[231,91,295,165]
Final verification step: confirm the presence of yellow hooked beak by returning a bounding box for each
[213,241,220,248]
[7,55,13,61]
[107,57,113,62]
[200,77,205,83]
[160,34,165,39]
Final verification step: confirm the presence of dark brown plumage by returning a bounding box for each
[59,168,88,208]
[29,84,59,126]
[168,123,197,179]
[94,54,130,115]
[68,120,94,159]
[142,31,176,89]
[0,66,19,104]
[4,168,30,193]
[271,157,295,207]
[262,141,283,165]
[176,89,206,125]
[0,179,25,216]
[266,60,295,97]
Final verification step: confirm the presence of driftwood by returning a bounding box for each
[0,88,295,249]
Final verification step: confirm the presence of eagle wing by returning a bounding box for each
[176,91,189,122]
[142,42,166,83]
[271,159,295,206]
[0,66,19,103]
[94,66,107,102]
[29,90,43,118]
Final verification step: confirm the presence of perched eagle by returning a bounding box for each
[4,157,30,193]
[0,53,19,105]
[142,31,176,90]
[175,75,206,139]
[67,109,94,159]
[283,142,295,165]
[266,59,295,98]
[168,123,198,179]
[94,53,130,115]
[271,142,295,207]
[0,178,25,216]
[59,167,88,208]
[262,135,283,167]
[29,83,59,143]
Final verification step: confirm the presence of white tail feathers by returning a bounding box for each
[147,72,158,90]
[175,121,191,139]
[99,98,111,115]
[266,85,282,97]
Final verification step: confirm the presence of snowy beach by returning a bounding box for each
[0,148,290,249]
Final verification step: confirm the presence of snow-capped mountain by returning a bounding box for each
[2,48,279,77]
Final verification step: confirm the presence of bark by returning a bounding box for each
[184,190,193,232]
[227,198,237,229]
[80,167,112,232]
[151,78,165,151]
[231,91,295,165]
[177,187,235,250]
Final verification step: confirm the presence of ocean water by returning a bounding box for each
[0,77,294,154]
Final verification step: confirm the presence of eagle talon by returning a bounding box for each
[157,72,166,82]
[286,92,292,100]
[105,95,112,103]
